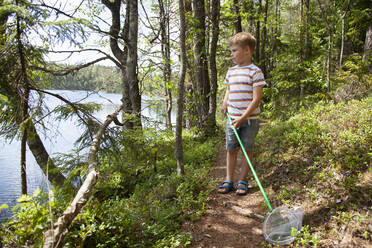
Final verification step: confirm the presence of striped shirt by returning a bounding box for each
[225,64,266,119]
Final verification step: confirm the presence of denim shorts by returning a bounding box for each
[226,118,260,151]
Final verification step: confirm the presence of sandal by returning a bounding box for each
[218,180,234,194]
[236,180,249,196]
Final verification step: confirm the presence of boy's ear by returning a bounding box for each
[245,46,252,55]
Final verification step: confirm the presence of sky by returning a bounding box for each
[43,0,116,67]
[43,0,160,67]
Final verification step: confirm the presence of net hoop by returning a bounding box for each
[263,207,304,245]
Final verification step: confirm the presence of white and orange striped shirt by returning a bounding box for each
[225,64,266,120]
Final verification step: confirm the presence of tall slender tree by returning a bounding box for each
[176,0,186,176]
[15,0,30,194]
[339,0,350,69]
[208,0,220,131]
[317,0,332,92]
[255,0,262,63]
[192,0,212,135]
[158,0,173,129]
[261,0,269,76]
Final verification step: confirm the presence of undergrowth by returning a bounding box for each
[256,97,372,247]
[0,128,223,247]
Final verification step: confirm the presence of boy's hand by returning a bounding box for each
[231,117,243,128]
[221,104,227,115]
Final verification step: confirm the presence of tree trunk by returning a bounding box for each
[208,0,220,136]
[339,12,346,69]
[268,0,280,88]
[305,0,311,58]
[363,24,372,72]
[317,0,332,92]
[176,0,186,176]
[126,0,141,127]
[102,0,140,128]
[20,129,28,194]
[233,0,242,33]
[16,3,29,194]
[300,0,305,98]
[362,2,372,73]
[363,3,372,64]
[192,0,211,135]
[159,0,172,129]
[261,0,269,76]
[339,0,349,69]
[255,0,262,63]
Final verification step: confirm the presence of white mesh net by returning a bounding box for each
[263,207,304,245]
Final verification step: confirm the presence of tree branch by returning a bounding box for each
[31,57,111,76]
[47,48,122,67]
[42,104,124,248]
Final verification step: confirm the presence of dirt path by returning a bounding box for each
[182,145,270,248]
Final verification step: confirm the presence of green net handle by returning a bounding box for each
[226,113,273,212]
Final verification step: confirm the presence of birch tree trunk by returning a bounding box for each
[159,0,172,129]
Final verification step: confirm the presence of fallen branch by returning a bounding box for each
[231,205,265,221]
[42,104,123,248]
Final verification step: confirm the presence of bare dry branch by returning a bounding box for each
[42,104,124,248]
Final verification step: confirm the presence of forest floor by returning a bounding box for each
[182,145,271,248]
[181,145,372,248]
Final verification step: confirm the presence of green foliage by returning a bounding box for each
[0,189,70,247]
[255,97,372,246]
[263,53,329,121]
[65,130,220,247]
[333,55,372,103]
[0,129,222,247]
[292,225,320,247]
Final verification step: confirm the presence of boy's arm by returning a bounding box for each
[231,85,264,128]
[221,87,229,115]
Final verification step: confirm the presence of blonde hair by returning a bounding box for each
[229,32,256,52]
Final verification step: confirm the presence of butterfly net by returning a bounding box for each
[263,207,304,245]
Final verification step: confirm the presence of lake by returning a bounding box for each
[0,90,173,221]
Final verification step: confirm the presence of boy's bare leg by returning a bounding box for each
[218,148,239,193]
[237,149,253,194]
[226,149,239,181]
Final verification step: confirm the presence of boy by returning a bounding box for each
[218,32,266,195]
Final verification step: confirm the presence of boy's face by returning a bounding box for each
[230,44,251,66]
